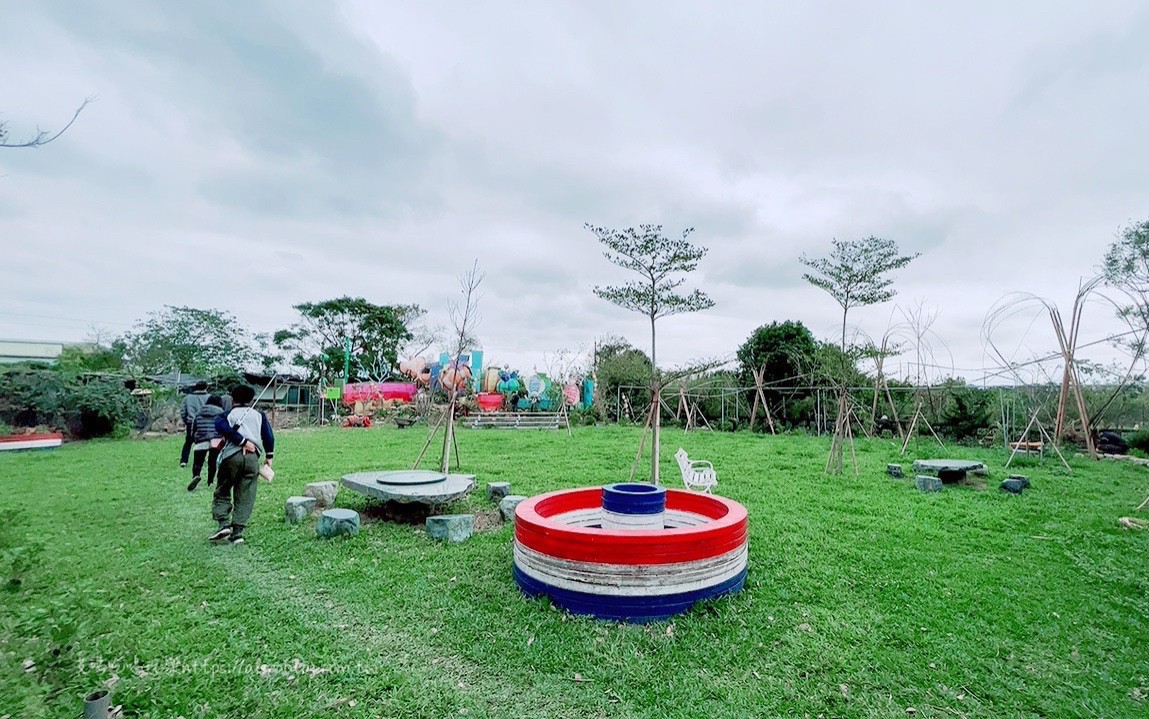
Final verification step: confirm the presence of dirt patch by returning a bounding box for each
[472,509,503,532]
[358,502,505,532]
[359,501,435,525]
[959,478,988,491]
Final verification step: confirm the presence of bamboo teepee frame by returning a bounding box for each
[747,366,777,435]
[899,400,946,455]
[984,280,1104,459]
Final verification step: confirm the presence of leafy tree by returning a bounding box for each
[737,320,817,386]
[1102,219,1149,347]
[55,342,126,374]
[121,306,255,376]
[587,223,715,484]
[736,320,818,429]
[800,236,918,473]
[593,336,654,422]
[801,237,920,358]
[274,297,414,384]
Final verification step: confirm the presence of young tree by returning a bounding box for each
[801,237,920,359]
[273,297,414,384]
[121,306,256,376]
[440,262,483,471]
[587,223,715,485]
[413,262,484,473]
[800,236,918,473]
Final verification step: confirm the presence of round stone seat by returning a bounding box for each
[316,508,360,538]
[341,470,475,505]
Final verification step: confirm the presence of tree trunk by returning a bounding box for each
[440,394,455,473]
[650,315,660,485]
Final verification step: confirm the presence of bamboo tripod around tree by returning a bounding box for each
[825,385,860,476]
[412,260,483,473]
[628,397,659,483]
[899,400,946,455]
[412,398,461,471]
[555,393,574,437]
[869,339,905,443]
[628,392,685,482]
[748,367,777,435]
[675,386,712,432]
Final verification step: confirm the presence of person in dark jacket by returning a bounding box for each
[187,395,225,492]
[208,384,275,545]
[179,381,210,467]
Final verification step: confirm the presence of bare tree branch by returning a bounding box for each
[1,97,95,149]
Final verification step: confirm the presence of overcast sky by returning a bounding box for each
[2,1,1145,384]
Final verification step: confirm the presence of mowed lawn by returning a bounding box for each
[2,425,1147,718]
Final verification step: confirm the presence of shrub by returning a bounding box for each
[942,389,993,441]
[0,370,135,438]
[570,406,601,426]
[1126,429,1149,454]
[0,370,67,427]
[62,378,137,439]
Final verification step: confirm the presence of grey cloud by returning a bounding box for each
[36,0,442,221]
[2,0,1145,383]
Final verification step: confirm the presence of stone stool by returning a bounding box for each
[426,514,474,542]
[915,476,943,493]
[304,481,339,508]
[316,508,360,538]
[285,496,317,524]
[1000,478,1027,494]
[487,482,511,501]
[499,495,527,523]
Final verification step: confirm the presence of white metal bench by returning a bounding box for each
[674,447,717,493]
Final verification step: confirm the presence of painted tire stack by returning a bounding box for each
[513,486,749,622]
[600,483,667,530]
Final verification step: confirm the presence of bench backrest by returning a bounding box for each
[674,448,689,468]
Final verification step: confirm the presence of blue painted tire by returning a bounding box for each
[601,483,667,515]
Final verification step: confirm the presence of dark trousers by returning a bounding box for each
[212,452,260,536]
[191,446,221,484]
[179,423,194,464]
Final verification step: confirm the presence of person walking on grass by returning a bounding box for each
[187,394,225,492]
[208,384,274,545]
[179,381,210,467]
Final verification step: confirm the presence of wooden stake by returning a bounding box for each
[629,402,656,483]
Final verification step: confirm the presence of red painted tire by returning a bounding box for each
[514,488,748,565]
[513,487,749,621]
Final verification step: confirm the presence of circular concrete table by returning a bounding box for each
[911,459,986,484]
[341,470,476,505]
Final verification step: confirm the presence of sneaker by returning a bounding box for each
[180,462,187,468]
[228,535,245,545]
[187,477,201,492]
[208,526,232,541]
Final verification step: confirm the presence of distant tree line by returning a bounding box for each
[5,218,1148,444]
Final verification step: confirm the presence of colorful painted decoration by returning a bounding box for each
[513,486,748,622]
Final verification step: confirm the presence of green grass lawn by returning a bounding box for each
[2,426,1147,718]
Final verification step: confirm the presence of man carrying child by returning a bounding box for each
[208,384,275,545]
